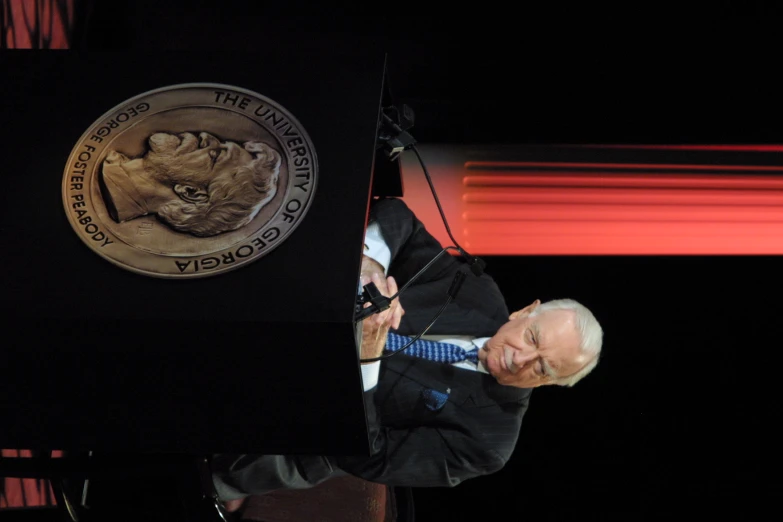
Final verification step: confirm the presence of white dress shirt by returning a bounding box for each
[359,223,490,391]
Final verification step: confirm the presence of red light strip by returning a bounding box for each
[463,206,783,223]
[463,189,783,206]
[465,161,783,172]
[463,173,783,190]
[402,146,783,255]
[461,157,783,254]
[461,233,783,256]
[566,144,783,152]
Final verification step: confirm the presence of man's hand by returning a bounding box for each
[223,498,246,513]
[360,272,404,362]
[360,254,385,284]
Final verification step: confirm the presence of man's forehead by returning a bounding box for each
[535,308,576,330]
[533,309,579,346]
[535,309,585,377]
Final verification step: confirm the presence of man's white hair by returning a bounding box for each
[530,298,603,388]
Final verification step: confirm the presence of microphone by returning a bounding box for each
[355,246,460,322]
[358,269,469,363]
[357,105,486,362]
[410,146,485,276]
[447,270,467,298]
[456,247,486,277]
[377,105,485,276]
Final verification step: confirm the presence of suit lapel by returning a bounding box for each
[382,353,530,407]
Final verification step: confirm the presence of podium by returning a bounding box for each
[0,49,392,458]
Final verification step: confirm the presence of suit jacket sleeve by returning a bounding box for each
[369,198,509,337]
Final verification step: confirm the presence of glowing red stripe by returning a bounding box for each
[403,146,783,255]
[462,235,783,256]
[464,222,783,236]
[573,144,783,152]
[465,161,783,172]
[463,173,783,190]
[463,189,783,206]
[463,206,783,223]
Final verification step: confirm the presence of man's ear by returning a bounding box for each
[174,184,209,204]
[509,299,541,320]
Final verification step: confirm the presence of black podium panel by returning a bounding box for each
[0,51,386,455]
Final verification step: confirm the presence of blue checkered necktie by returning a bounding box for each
[385,332,479,364]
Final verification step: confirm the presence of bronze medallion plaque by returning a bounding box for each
[62,83,317,278]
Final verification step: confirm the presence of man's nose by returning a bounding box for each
[512,350,538,367]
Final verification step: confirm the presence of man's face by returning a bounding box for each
[478,301,588,388]
[146,131,257,186]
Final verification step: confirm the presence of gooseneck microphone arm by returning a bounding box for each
[354,246,460,323]
[355,104,486,362]
[358,270,467,363]
[410,145,486,277]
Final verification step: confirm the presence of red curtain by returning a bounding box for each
[1,0,75,49]
[0,450,62,509]
[2,0,73,508]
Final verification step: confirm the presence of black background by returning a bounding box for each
[43,2,783,518]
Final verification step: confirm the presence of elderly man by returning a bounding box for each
[100,131,281,237]
[214,197,603,507]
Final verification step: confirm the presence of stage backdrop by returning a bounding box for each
[6,141,782,509]
[401,144,783,255]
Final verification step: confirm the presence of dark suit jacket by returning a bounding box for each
[333,198,532,487]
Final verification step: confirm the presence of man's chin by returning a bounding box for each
[483,352,502,377]
[483,354,520,386]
